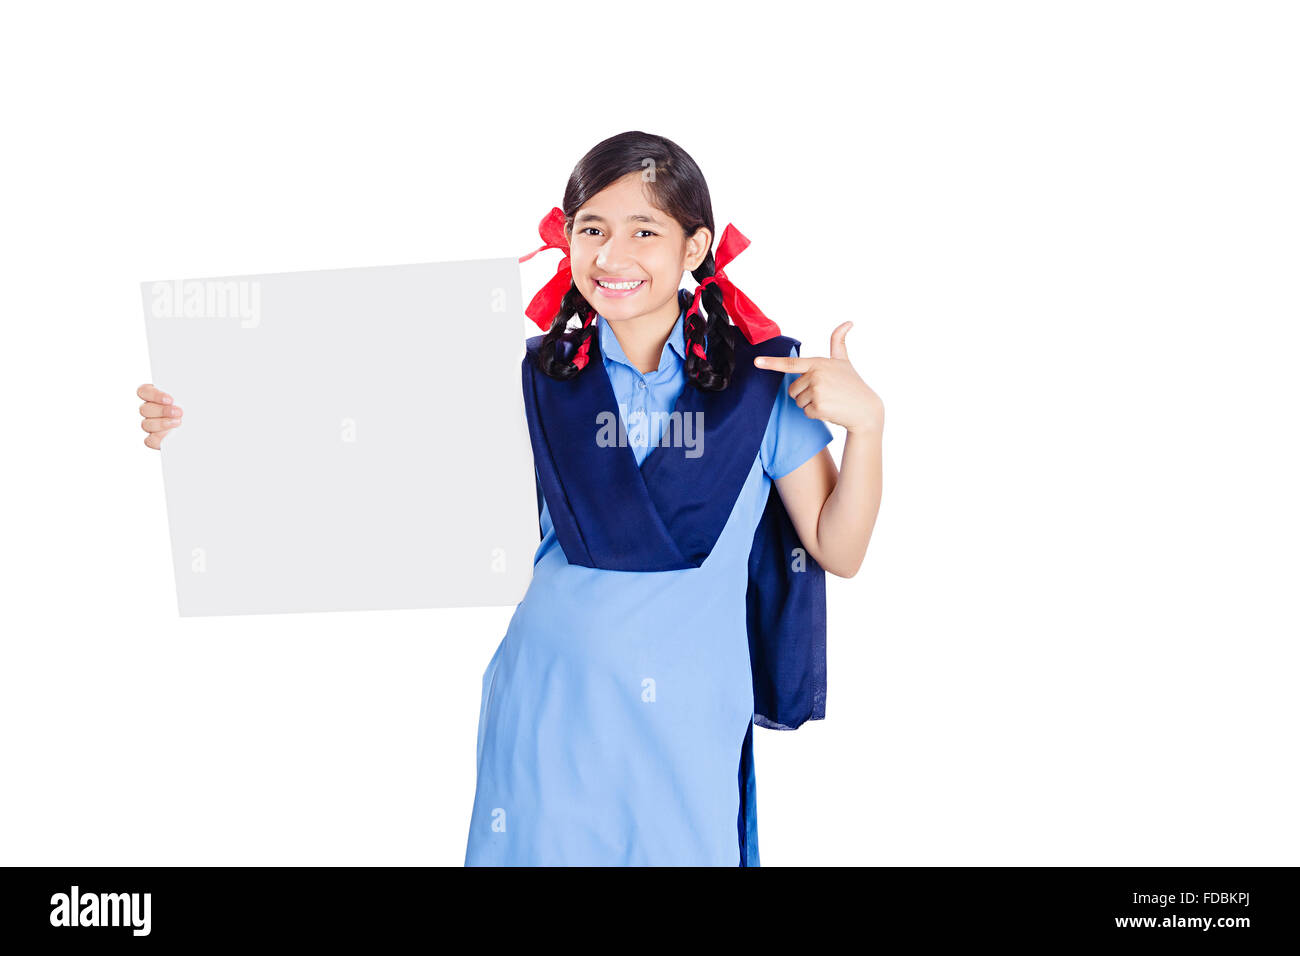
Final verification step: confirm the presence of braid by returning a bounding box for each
[682,255,737,391]
[538,284,598,379]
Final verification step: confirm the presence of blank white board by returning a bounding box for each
[140,258,538,616]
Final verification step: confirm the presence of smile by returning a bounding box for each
[596,279,645,292]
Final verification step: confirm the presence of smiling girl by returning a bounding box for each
[136,130,884,866]
[465,131,883,866]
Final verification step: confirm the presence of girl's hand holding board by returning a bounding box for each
[753,321,884,434]
[137,383,183,449]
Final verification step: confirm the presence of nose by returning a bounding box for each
[594,233,637,272]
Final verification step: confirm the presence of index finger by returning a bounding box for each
[753,355,815,374]
[137,383,172,405]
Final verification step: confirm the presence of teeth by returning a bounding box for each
[598,279,643,290]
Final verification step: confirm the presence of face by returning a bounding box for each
[567,171,711,326]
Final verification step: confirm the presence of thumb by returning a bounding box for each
[829,321,852,360]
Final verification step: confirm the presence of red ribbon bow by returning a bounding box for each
[685,224,781,345]
[519,207,595,369]
[518,207,575,331]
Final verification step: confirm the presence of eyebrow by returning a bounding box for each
[574,212,665,227]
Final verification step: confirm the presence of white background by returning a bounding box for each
[1,0,1296,866]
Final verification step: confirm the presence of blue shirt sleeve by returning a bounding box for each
[760,344,834,480]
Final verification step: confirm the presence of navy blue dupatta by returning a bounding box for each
[519,322,828,733]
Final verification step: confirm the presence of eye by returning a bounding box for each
[578,227,658,238]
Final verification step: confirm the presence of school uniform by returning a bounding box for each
[464,292,832,866]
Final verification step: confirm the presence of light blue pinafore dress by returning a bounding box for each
[464,301,831,866]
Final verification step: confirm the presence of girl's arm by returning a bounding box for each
[756,322,884,578]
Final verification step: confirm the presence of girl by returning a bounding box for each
[136,131,884,866]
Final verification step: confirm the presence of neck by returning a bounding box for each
[602,294,681,375]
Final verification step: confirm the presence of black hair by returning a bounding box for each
[535,131,738,390]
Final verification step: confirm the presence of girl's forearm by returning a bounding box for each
[815,425,883,577]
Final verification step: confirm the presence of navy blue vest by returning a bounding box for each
[520,322,827,732]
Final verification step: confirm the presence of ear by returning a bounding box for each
[684,226,712,271]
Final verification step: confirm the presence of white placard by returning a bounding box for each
[141,258,538,616]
